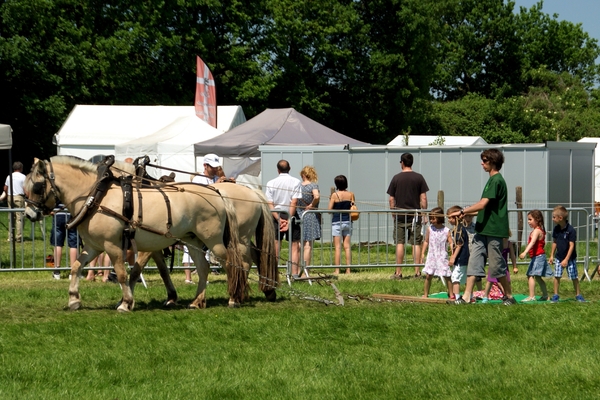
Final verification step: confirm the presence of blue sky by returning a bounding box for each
[512,0,600,44]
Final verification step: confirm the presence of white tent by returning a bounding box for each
[388,135,487,146]
[114,115,223,182]
[0,124,12,150]
[54,105,245,160]
[578,137,600,201]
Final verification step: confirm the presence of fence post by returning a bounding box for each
[437,190,444,209]
[516,186,523,252]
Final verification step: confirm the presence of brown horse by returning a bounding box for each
[130,185,279,309]
[24,156,256,311]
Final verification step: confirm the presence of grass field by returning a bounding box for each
[2,269,600,399]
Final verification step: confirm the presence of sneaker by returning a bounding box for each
[470,297,477,304]
[52,272,60,280]
[550,294,560,303]
[184,279,194,285]
[481,297,489,304]
[576,295,585,302]
[502,296,517,306]
[447,296,468,305]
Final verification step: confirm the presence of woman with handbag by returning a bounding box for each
[328,175,355,274]
[298,166,321,277]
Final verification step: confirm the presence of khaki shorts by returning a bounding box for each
[393,219,423,245]
[467,234,506,278]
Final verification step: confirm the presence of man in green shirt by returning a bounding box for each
[448,149,516,305]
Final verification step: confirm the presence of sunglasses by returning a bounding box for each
[481,158,490,163]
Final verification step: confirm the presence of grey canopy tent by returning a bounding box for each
[193,108,368,182]
[193,108,368,158]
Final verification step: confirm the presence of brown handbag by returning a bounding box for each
[350,193,359,221]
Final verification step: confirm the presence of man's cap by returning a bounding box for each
[203,153,221,168]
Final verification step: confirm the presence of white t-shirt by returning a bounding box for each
[192,175,215,185]
[265,173,302,215]
[4,172,26,196]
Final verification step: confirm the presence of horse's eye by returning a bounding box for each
[32,182,44,195]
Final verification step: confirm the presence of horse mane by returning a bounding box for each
[50,156,136,174]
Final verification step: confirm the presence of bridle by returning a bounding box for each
[25,159,61,215]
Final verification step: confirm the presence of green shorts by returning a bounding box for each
[393,219,423,245]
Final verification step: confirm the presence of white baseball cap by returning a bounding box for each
[203,153,221,168]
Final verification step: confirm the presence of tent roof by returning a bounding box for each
[54,105,245,147]
[388,135,488,146]
[0,124,12,150]
[115,115,221,154]
[194,108,368,157]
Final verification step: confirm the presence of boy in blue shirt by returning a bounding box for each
[549,205,584,303]
[447,205,470,300]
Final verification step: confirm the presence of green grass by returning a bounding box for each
[1,271,600,399]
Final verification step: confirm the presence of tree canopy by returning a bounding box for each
[1,0,599,169]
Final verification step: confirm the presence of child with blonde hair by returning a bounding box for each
[447,205,470,300]
[549,206,585,302]
[421,207,453,297]
[519,209,552,302]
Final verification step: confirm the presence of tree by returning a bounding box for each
[431,0,522,100]
[516,1,600,89]
[342,0,439,143]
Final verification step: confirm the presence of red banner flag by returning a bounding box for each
[195,56,217,128]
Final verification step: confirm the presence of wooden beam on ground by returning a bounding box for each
[372,294,449,304]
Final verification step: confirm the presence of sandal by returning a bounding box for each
[390,274,403,280]
[522,296,536,302]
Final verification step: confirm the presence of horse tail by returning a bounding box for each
[253,189,279,298]
[221,195,248,304]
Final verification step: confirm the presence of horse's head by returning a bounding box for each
[24,158,60,221]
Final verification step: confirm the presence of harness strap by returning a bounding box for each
[66,159,116,230]
[120,175,135,262]
[135,186,143,224]
[155,186,173,230]
[97,205,175,238]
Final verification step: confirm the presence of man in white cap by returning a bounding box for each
[193,153,224,185]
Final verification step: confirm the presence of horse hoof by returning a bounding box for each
[68,301,81,311]
[264,289,277,302]
[188,301,206,309]
[164,299,177,307]
[117,304,131,313]
[117,300,134,312]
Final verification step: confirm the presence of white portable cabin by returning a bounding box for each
[577,137,600,202]
[388,135,488,146]
[259,141,596,241]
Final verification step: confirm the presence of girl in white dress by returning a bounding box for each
[421,207,453,297]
